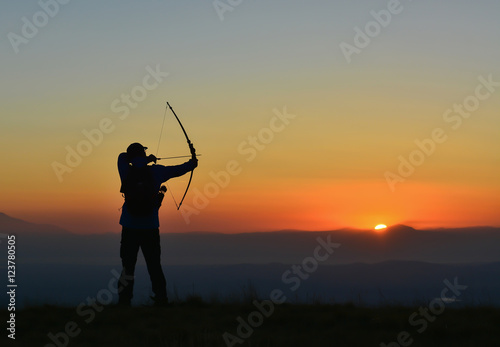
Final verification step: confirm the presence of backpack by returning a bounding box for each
[122,165,158,216]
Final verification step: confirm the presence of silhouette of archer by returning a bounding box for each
[117,142,197,306]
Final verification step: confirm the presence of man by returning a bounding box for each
[117,142,197,306]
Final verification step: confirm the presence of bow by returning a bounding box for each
[155,101,196,210]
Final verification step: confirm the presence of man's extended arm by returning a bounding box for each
[155,158,197,183]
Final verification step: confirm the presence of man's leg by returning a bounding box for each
[141,228,167,301]
[118,227,140,305]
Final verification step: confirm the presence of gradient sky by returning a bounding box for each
[1,0,499,233]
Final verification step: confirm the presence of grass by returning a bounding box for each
[3,299,500,346]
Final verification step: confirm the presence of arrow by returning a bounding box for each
[157,154,201,160]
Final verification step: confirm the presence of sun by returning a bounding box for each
[374,224,387,231]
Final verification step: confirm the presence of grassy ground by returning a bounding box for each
[2,299,500,346]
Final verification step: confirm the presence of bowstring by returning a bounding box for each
[155,107,167,156]
[156,104,179,209]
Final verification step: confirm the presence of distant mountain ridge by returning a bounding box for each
[2,213,500,308]
[1,212,497,236]
[0,212,70,235]
[1,212,500,265]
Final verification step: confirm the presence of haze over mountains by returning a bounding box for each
[1,212,499,265]
[1,212,500,307]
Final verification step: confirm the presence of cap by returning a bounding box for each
[126,142,148,159]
